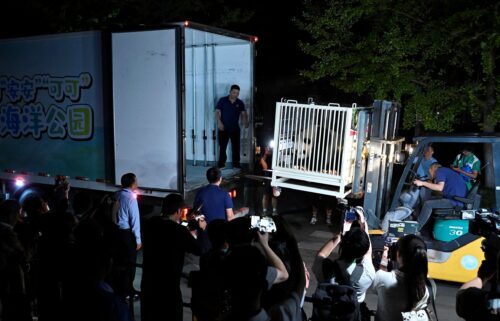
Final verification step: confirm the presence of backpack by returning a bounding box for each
[311,260,363,321]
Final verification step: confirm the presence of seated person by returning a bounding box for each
[417,145,438,205]
[451,146,481,190]
[413,162,467,231]
[416,145,437,180]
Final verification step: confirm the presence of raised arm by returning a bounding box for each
[257,232,289,284]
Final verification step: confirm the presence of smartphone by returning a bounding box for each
[250,215,277,233]
[345,210,357,222]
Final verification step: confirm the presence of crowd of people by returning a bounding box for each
[1,143,498,321]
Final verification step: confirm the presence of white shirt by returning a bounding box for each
[313,255,375,303]
[372,270,429,321]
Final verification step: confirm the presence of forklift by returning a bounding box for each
[270,99,500,283]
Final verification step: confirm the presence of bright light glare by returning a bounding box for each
[269,140,275,149]
[15,178,25,188]
[133,192,138,199]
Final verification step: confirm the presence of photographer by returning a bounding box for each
[222,218,305,321]
[311,206,374,318]
[456,240,500,320]
[372,234,435,321]
[140,193,203,321]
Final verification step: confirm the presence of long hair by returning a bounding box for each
[397,234,428,310]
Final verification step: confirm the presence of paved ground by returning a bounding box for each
[130,205,464,321]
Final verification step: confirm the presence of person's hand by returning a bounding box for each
[413,179,424,187]
[136,243,142,251]
[218,123,225,131]
[356,208,366,225]
[380,245,389,270]
[42,201,50,213]
[343,220,353,234]
[451,165,460,172]
[257,230,269,245]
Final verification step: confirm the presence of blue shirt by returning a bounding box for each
[435,167,467,206]
[115,189,141,244]
[216,96,245,133]
[417,157,437,179]
[193,184,233,223]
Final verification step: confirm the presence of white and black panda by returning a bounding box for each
[292,124,342,174]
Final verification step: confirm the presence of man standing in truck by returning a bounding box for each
[216,84,249,169]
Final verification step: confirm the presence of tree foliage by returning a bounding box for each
[1,0,253,37]
[299,0,500,132]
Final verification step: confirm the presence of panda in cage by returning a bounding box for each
[292,124,341,174]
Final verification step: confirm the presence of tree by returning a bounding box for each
[0,0,254,37]
[299,0,499,186]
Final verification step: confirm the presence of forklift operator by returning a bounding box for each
[413,162,467,232]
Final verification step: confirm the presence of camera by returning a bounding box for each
[250,215,277,233]
[383,220,419,270]
[469,211,500,276]
[469,211,500,263]
[345,209,357,222]
[181,205,205,231]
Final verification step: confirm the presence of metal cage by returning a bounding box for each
[271,101,366,198]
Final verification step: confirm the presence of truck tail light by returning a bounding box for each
[15,178,26,188]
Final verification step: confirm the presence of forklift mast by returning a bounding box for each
[361,101,404,228]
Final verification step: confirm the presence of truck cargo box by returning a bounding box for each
[0,22,255,199]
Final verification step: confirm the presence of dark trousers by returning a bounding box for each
[141,281,182,321]
[417,198,455,231]
[113,229,137,297]
[218,130,240,167]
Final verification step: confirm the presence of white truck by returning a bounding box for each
[0,22,256,204]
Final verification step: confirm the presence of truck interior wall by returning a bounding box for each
[111,29,180,191]
[184,28,253,166]
[0,32,107,180]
